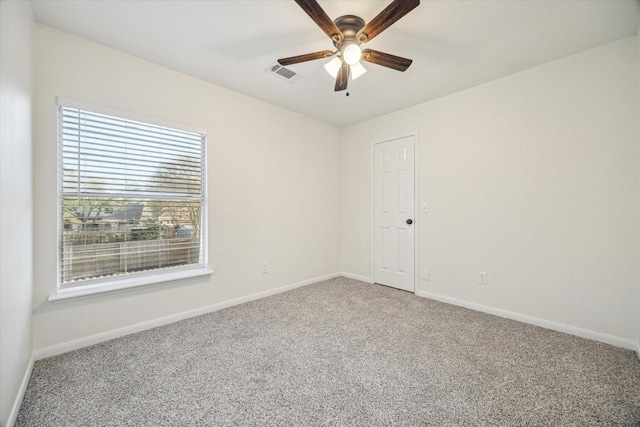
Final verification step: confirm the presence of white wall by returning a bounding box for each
[341,37,639,347]
[636,27,640,358]
[32,25,341,353]
[0,1,34,425]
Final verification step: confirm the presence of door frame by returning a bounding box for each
[370,131,420,293]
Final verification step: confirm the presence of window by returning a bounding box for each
[57,99,207,292]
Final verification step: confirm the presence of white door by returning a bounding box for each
[373,135,415,292]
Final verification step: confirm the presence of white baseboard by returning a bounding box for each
[34,272,341,360]
[5,354,34,427]
[340,272,374,284]
[417,290,637,351]
[32,274,639,362]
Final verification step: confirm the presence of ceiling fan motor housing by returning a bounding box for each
[332,15,365,49]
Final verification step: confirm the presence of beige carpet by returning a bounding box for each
[17,277,640,426]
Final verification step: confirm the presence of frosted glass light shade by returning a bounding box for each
[350,61,367,80]
[323,57,342,78]
[343,44,362,65]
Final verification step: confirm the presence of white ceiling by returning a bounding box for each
[31,0,640,128]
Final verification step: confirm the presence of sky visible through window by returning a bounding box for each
[61,108,202,196]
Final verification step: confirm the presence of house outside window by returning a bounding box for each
[57,98,207,293]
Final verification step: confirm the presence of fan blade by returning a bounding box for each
[361,49,413,71]
[295,0,344,43]
[278,50,334,66]
[357,0,420,43]
[334,61,350,91]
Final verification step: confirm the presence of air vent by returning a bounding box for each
[266,62,302,83]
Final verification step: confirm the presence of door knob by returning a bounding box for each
[406,219,413,225]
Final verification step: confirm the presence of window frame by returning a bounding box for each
[52,97,212,302]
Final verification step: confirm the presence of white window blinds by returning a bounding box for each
[59,103,206,286]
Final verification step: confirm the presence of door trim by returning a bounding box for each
[370,131,419,293]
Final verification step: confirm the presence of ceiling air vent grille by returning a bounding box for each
[266,62,302,83]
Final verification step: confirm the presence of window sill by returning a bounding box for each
[48,268,215,303]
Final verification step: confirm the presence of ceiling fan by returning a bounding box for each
[278,0,420,92]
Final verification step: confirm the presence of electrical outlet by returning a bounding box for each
[422,269,429,281]
[262,262,269,274]
[479,271,487,285]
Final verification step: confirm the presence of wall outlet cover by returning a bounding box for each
[479,271,487,285]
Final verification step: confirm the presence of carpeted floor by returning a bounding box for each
[17,277,640,426]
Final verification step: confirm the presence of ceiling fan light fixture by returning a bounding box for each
[342,43,361,65]
[350,61,367,80]
[277,0,420,92]
[324,56,342,78]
